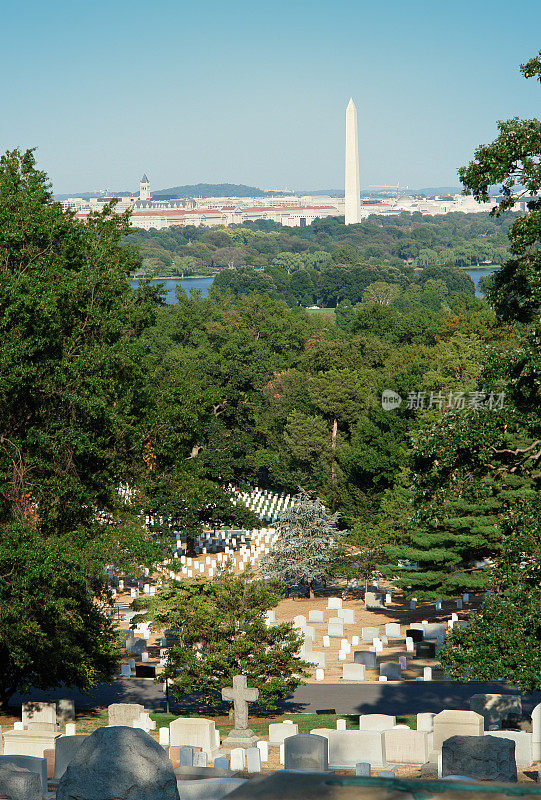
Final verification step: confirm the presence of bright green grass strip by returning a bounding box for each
[148,712,417,734]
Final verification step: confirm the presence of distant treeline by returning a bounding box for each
[125,212,511,291]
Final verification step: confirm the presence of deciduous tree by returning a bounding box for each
[133,570,308,712]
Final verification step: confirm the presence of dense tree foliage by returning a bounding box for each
[137,280,509,533]
[0,149,160,707]
[133,570,308,711]
[126,211,509,287]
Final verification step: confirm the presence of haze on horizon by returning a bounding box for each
[2,0,540,195]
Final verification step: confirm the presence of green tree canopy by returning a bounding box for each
[133,569,308,712]
[0,148,159,706]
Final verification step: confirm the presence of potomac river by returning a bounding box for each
[131,267,498,306]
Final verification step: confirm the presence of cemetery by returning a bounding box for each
[1,485,540,797]
[3,487,538,798]
[0,693,540,798]
[1,543,541,799]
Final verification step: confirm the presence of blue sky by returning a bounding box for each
[1,0,540,193]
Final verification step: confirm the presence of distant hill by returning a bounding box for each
[53,183,291,201]
[152,183,290,199]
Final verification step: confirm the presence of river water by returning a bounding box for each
[130,277,214,304]
[467,266,499,296]
[131,267,498,305]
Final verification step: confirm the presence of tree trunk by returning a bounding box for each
[331,418,338,484]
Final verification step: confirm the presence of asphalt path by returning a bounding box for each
[10,680,541,716]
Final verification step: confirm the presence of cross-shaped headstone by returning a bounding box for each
[222,675,258,732]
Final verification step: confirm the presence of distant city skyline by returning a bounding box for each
[2,0,540,194]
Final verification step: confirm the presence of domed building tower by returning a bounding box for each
[139,173,151,201]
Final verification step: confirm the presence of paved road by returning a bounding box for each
[10,680,541,716]
[289,683,541,715]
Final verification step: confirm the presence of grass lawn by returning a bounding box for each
[147,712,417,735]
[67,710,416,738]
[306,308,336,324]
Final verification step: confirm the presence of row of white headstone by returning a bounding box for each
[230,486,297,522]
[158,527,278,580]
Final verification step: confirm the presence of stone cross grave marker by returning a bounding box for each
[221,675,259,749]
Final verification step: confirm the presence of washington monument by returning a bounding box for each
[345,98,361,225]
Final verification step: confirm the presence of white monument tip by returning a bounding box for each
[347,97,356,110]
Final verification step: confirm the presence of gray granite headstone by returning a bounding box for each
[0,756,47,795]
[57,726,180,800]
[442,735,517,783]
[379,662,402,680]
[355,762,371,776]
[354,651,377,670]
[284,734,328,772]
[0,764,41,800]
[54,735,88,780]
[378,770,396,778]
[179,746,196,767]
[213,757,230,770]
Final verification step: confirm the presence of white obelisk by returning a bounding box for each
[345,98,361,225]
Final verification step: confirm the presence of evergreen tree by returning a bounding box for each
[381,408,537,598]
[439,503,541,692]
[260,490,344,598]
[133,569,308,712]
